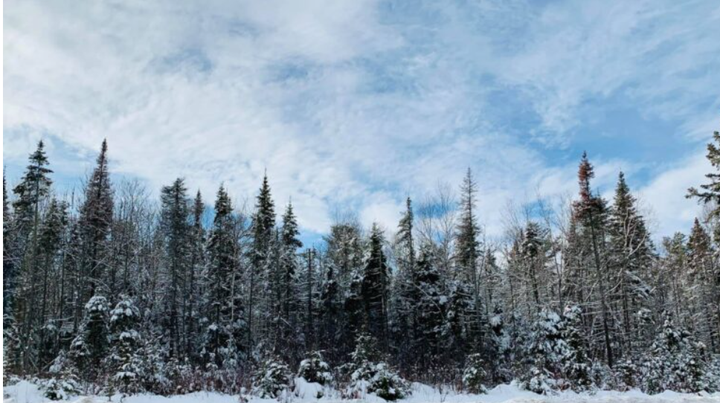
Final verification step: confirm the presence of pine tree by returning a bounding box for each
[561,305,593,391]
[160,178,191,358]
[11,140,54,373]
[362,224,390,346]
[202,185,244,369]
[391,197,416,363]
[642,313,710,394]
[571,152,615,368]
[688,131,720,216]
[69,295,110,382]
[686,219,719,352]
[319,253,342,356]
[608,172,654,358]
[413,242,445,367]
[187,190,206,361]
[456,168,484,351]
[277,202,302,354]
[520,309,566,394]
[78,140,114,304]
[107,295,145,394]
[249,174,276,347]
[37,198,69,366]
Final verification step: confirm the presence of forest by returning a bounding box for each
[3,134,720,400]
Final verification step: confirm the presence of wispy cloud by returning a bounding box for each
[4,0,719,240]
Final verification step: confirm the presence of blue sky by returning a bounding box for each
[4,0,720,246]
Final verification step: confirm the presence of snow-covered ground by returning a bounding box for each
[4,381,720,403]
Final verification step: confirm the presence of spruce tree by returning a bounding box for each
[277,202,302,353]
[78,139,114,303]
[561,305,593,391]
[107,295,145,394]
[362,224,390,346]
[11,140,54,373]
[456,168,484,351]
[159,178,191,358]
[687,219,719,352]
[202,185,243,369]
[69,295,110,382]
[187,190,206,361]
[608,172,654,358]
[413,242,445,367]
[391,197,416,364]
[688,131,720,216]
[249,174,276,346]
[571,152,614,368]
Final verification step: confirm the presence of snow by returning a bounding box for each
[4,381,720,403]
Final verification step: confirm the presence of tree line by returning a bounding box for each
[3,135,720,397]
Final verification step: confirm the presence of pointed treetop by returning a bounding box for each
[578,151,594,202]
[281,201,302,249]
[214,184,232,217]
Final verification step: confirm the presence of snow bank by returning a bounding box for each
[4,381,720,403]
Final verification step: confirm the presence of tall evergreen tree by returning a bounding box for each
[249,174,276,346]
[187,190,206,360]
[362,224,390,347]
[608,172,654,357]
[456,168,484,353]
[78,139,114,303]
[391,197,416,363]
[202,185,244,368]
[570,152,615,368]
[276,202,302,354]
[11,140,54,373]
[688,131,720,216]
[687,219,719,352]
[159,178,191,358]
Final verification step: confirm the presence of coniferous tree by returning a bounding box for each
[202,186,244,369]
[107,295,145,394]
[570,152,615,368]
[686,219,719,352]
[456,168,484,352]
[277,202,302,355]
[69,295,110,382]
[187,190,206,361]
[37,198,69,366]
[391,197,416,364]
[159,178,192,358]
[561,305,593,391]
[250,174,276,347]
[362,224,390,347]
[11,140,53,373]
[78,140,114,305]
[688,131,720,216]
[608,172,654,357]
[413,242,446,368]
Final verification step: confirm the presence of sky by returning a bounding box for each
[3,0,720,246]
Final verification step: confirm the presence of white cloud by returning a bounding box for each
[639,150,711,239]
[4,0,718,241]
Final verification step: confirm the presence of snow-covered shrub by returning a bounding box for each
[462,353,487,394]
[523,366,555,395]
[106,295,146,395]
[297,351,333,385]
[519,309,565,395]
[44,351,82,400]
[560,305,593,392]
[43,377,82,401]
[613,360,638,391]
[69,295,110,382]
[346,332,409,401]
[641,314,712,394]
[590,362,613,390]
[253,357,292,398]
